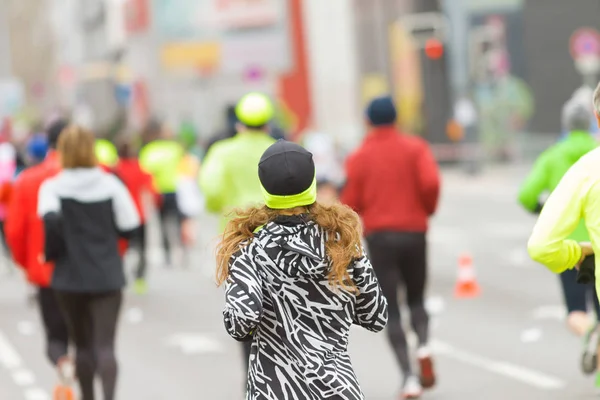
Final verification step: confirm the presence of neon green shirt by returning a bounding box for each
[199,132,275,231]
[139,140,185,194]
[519,131,597,242]
[528,147,600,278]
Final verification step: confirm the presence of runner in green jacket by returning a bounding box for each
[199,92,276,231]
[519,99,600,376]
[198,92,276,385]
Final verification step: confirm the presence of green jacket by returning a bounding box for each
[139,140,185,194]
[199,132,275,231]
[519,130,597,242]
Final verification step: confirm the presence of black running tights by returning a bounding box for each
[366,231,429,377]
[56,290,122,400]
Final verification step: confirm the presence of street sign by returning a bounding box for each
[570,28,600,60]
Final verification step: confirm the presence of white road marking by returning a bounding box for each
[0,330,49,399]
[432,339,565,390]
[425,296,446,316]
[24,388,50,400]
[17,321,36,336]
[165,333,225,355]
[532,305,566,322]
[507,248,534,268]
[12,368,35,386]
[520,328,543,343]
[0,330,22,369]
[125,307,144,324]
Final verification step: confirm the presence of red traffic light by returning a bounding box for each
[425,38,444,60]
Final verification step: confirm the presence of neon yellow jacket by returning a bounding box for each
[199,132,275,231]
[139,140,185,194]
[518,131,597,242]
[528,147,600,275]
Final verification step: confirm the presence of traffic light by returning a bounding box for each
[425,38,444,60]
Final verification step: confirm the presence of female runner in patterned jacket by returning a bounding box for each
[216,140,388,400]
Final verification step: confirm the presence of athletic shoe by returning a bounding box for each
[54,357,75,400]
[417,346,436,388]
[581,323,599,375]
[133,278,148,295]
[402,376,423,399]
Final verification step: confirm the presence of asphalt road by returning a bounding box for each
[0,164,597,399]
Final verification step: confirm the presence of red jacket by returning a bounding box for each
[5,152,61,287]
[113,158,159,223]
[341,127,440,235]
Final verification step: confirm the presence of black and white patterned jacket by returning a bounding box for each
[223,215,388,399]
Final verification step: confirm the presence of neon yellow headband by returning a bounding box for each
[261,177,317,210]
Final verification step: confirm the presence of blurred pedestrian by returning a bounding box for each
[341,96,441,399]
[5,119,72,391]
[216,140,387,399]
[528,81,600,391]
[113,136,161,294]
[199,92,276,381]
[205,105,238,155]
[139,120,188,268]
[38,125,140,400]
[519,99,600,374]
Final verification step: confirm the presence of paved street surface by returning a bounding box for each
[0,163,598,399]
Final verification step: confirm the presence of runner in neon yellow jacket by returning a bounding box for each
[525,101,599,271]
[526,97,600,380]
[199,93,276,232]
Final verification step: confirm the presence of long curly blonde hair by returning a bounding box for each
[216,202,363,292]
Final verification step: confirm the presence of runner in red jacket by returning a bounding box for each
[341,96,441,399]
[5,119,71,381]
[113,137,161,294]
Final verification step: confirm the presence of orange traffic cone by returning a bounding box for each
[454,253,481,298]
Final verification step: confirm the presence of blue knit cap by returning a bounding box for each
[366,96,397,126]
[27,134,49,161]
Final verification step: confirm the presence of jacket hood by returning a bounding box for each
[57,168,106,191]
[256,215,329,278]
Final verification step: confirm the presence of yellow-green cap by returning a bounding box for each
[235,92,274,128]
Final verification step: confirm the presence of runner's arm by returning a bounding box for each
[416,141,441,216]
[527,164,587,273]
[223,246,263,341]
[518,154,548,213]
[340,153,364,214]
[198,147,227,214]
[5,178,27,267]
[352,254,388,332]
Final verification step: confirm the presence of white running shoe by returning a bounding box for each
[402,375,423,399]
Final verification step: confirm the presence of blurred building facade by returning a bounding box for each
[2,0,600,157]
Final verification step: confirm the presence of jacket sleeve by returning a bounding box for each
[110,176,141,238]
[5,177,28,267]
[37,180,65,262]
[416,141,441,216]
[527,163,587,273]
[352,253,388,332]
[198,146,227,214]
[518,154,548,213]
[223,245,263,342]
[340,153,363,213]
